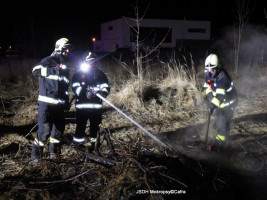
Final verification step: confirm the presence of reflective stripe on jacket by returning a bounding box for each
[38,95,66,105]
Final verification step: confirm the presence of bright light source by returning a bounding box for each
[80,62,91,72]
[92,37,96,42]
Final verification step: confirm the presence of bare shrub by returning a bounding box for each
[0,57,39,98]
[159,59,201,108]
[103,58,202,128]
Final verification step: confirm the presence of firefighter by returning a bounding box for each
[31,38,71,162]
[203,53,238,148]
[72,52,110,152]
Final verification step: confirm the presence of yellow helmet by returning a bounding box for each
[55,38,70,53]
[205,54,219,69]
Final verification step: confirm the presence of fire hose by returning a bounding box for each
[94,91,169,149]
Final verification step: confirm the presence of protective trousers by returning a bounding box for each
[31,102,65,159]
[74,109,102,140]
[215,107,234,143]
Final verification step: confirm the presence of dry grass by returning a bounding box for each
[0,57,39,99]
[0,57,39,125]
[3,55,265,128]
[159,60,201,108]
[1,56,267,200]
[104,58,202,128]
[0,56,203,128]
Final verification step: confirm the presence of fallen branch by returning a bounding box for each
[30,169,94,184]
[73,147,119,167]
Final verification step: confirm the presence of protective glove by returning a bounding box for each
[206,93,213,102]
[58,76,69,84]
[86,89,94,100]
[207,104,215,116]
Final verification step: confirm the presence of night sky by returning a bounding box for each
[1,0,266,56]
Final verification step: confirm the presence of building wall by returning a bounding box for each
[93,18,211,53]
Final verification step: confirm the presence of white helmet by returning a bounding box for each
[55,38,70,53]
[205,54,219,69]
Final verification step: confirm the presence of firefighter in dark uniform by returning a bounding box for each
[31,38,71,162]
[72,52,110,152]
[203,53,238,148]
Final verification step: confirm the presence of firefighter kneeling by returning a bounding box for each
[71,52,110,152]
[203,53,238,150]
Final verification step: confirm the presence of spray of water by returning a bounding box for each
[96,93,170,149]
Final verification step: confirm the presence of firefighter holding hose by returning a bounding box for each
[203,53,238,150]
[71,52,110,152]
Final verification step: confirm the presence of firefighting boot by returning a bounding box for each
[49,143,61,159]
[31,144,43,163]
[87,137,96,153]
[211,136,227,152]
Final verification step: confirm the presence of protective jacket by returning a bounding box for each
[72,66,110,109]
[32,54,70,106]
[203,68,237,110]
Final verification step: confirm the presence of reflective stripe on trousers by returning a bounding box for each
[76,103,102,109]
[73,137,85,143]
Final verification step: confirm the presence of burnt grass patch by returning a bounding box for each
[1,137,267,200]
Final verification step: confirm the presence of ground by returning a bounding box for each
[0,69,267,200]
